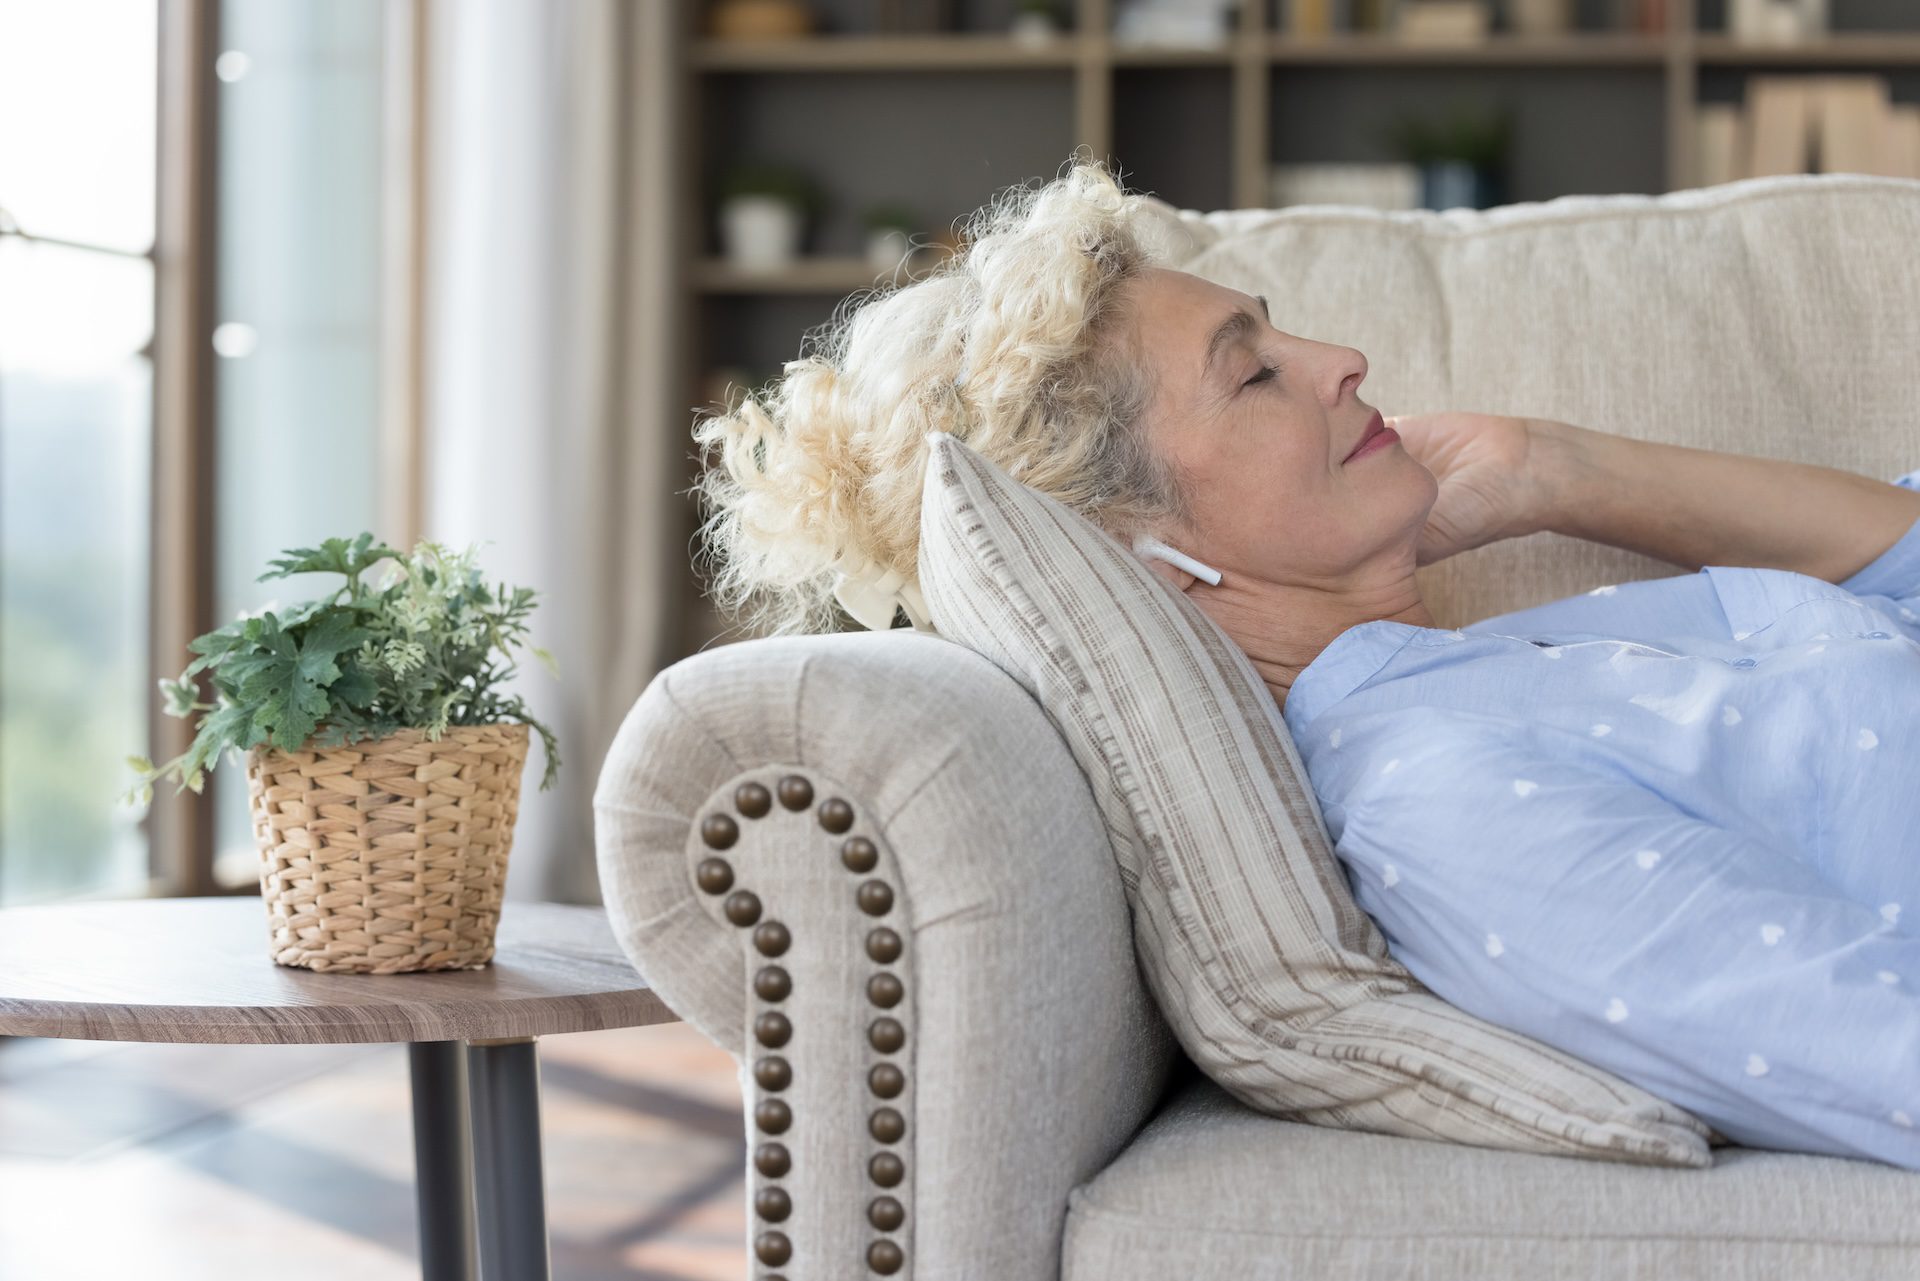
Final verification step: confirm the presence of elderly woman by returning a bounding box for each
[691,158,1920,1170]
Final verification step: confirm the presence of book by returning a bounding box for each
[1695,104,1745,187]
[1812,75,1891,176]
[1269,163,1422,210]
[1395,0,1489,44]
[1350,0,1398,32]
[1744,77,1815,176]
[1287,0,1333,36]
[1878,106,1920,180]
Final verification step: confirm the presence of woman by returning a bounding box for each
[692,158,1920,1170]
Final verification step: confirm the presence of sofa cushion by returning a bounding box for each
[916,431,1713,1167]
[1063,1074,1920,1281]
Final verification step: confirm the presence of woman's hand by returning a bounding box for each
[1386,411,1560,567]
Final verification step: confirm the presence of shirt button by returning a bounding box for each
[1731,657,1757,669]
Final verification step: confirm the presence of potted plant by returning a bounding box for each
[862,201,921,275]
[1384,101,1513,210]
[122,533,561,975]
[719,162,822,271]
[1010,0,1064,47]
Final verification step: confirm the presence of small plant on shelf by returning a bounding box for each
[1384,101,1513,209]
[862,201,922,273]
[1011,0,1066,45]
[719,161,824,270]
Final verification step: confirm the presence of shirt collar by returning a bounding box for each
[1281,618,1432,737]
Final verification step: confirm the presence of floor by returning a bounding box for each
[0,1023,748,1280]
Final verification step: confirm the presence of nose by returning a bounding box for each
[1318,342,1367,406]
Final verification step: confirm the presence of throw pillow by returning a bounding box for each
[915,430,1715,1166]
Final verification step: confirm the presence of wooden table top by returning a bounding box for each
[0,897,677,1046]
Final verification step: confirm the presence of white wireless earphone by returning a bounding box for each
[1132,534,1222,586]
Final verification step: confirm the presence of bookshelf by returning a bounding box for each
[664,0,1920,654]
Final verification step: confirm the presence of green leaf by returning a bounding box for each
[257,531,401,583]
[185,626,246,658]
[159,677,200,718]
[330,665,378,709]
[188,702,256,775]
[297,610,372,669]
[139,530,562,795]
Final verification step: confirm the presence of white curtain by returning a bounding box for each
[422,0,683,903]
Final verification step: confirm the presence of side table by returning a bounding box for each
[0,896,679,1281]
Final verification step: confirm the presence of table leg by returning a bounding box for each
[465,1036,551,1281]
[408,1041,477,1281]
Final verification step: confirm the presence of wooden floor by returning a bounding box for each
[0,1023,747,1279]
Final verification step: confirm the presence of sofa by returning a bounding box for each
[593,174,1920,1279]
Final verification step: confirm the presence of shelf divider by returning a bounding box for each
[1232,0,1270,209]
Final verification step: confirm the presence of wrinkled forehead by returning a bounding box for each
[1124,268,1260,395]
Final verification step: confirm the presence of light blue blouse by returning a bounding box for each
[1280,469,1920,1170]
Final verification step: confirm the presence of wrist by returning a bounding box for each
[1519,417,1589,538]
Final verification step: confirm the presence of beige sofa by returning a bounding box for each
[593,174,1920,1279]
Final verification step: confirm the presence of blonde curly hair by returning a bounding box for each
[689,152,1193,638]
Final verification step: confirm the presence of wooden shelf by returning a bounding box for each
[695,29,1920,73]
[693,34,1082,71]
[1267,32,1669,65]
[1109,42,1236,67]
[694,257,922,294]
[1695,34,1920,65]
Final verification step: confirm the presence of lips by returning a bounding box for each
[1344,411,1387,463]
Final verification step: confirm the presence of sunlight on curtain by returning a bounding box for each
[0,0,157,905]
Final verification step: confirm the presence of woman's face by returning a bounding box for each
[1124,266,1436,587]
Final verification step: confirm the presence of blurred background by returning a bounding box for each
[3,0,1919,1275]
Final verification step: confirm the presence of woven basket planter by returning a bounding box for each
[244,722,531,974]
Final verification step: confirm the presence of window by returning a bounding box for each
[0,0,159,905]
[0,0,412,903]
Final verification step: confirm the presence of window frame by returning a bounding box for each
[144,0,426,897]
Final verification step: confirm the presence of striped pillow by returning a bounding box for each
[916,430,1715,1166]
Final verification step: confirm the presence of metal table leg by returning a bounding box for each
[408,1041,477,1281]
[466,1036,551,1281]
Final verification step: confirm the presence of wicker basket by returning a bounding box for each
[244,722,531,974]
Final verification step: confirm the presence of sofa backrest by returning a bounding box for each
[1133,175,1920,630]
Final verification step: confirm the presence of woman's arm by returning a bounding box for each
[1529,418,1920,584]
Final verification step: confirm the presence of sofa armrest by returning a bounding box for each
[593,629,1176,1280]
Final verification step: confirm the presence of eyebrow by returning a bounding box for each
[1202,294,1271,383]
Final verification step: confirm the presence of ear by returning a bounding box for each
[1142,554,1197,593]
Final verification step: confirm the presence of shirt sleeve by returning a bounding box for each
[1321,720,1920,1171]
[1838,466,1920,622]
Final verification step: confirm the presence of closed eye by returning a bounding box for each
[1243,363,1278,388]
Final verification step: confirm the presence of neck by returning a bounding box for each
[1193,573,1435,714]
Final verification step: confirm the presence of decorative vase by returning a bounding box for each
[866,226,914,274]
[1010,10,1059,47]
[245,722,530,974]
[721,195,805,271]
[1418,160,1504,210]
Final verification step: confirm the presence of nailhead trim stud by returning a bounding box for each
[695,773,914,1277]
